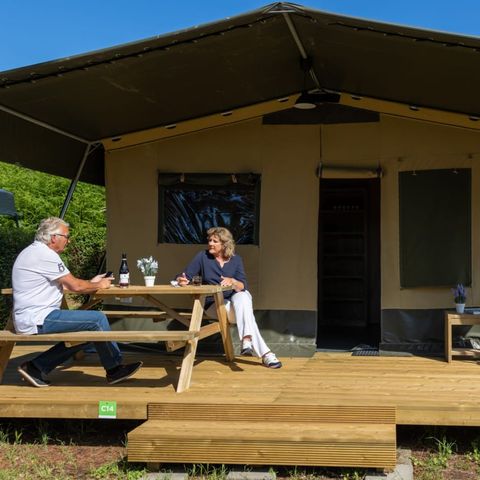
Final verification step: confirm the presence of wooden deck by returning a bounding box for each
[0,345,479,426]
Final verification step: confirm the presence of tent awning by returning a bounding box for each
[1,2,479,184]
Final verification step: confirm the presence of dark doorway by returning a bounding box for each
[317,178,381,350]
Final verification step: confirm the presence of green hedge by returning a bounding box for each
[0,162,106,328]
[0,225,106,328]
[0,226,35,326]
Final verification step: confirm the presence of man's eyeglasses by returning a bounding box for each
[53,233,70,240]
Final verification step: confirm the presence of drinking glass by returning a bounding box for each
[192,275,202,286]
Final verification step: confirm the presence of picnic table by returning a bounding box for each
[0,284,234,392]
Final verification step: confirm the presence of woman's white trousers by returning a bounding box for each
[206,290,270,357]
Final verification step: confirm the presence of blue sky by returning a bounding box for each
[1,0,480,72]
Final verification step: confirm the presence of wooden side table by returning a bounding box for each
[445,311,480,362]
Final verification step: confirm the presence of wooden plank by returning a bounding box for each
[213,291,234,361]
[176,295,204,393]
[0,315,16,382]
[130,419,395,443]
[0,400,146,419]
[2,347,480,427]
[1,286,232,296]
[141,295,190,327]
[94,285,231,296]
[445,311,452,362]
[103,310,167,318]
[166,322,221,352]
[0,331,197,342]
[148,403,396,423]
[128,418,396,468]
[0,341,15,383]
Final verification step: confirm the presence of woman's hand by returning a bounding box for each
[176,272,190,287]
[220,276,243,292]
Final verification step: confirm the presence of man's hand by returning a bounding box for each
[58,273,112,293]
[91,273,114,283]
[176,272,190,287]
[92,276,113,289]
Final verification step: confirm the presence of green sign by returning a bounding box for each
[98,400,117,419]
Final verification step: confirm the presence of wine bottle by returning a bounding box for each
[119,253,130,288]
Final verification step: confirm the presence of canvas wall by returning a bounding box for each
[105,114,480,354]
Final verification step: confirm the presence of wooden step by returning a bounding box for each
[127,403,397,469]
[147,403,396,423]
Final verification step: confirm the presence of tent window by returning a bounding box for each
[158,173,261,244]
[399,168,471,287]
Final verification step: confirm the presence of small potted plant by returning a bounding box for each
[452,283,467,313]
[137,256,158,287]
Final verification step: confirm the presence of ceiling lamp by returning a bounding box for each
[294,91,341,109]
[294,92,317,110]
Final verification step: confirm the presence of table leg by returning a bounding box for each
[445,312,452,363]
[176,294,204,393]
[0,341,15,383]
[0,313,16,383]
[213,292,234,361]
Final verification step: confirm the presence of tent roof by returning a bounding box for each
[1,2,479,184]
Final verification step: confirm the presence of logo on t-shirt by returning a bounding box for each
[58,263,65,272]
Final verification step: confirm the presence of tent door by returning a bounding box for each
[317,178,380,349]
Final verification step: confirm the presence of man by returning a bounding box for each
[12,216,142,387]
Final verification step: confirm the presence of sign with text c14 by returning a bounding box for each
[98,400,117,419]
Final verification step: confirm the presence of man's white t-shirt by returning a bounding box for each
[12,241,70,334]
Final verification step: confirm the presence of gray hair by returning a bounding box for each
[35,217,70,244]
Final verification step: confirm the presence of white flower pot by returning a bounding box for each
[144,276,156,287]
[455,303,466,314]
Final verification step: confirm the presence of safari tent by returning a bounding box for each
[1,2,480,356]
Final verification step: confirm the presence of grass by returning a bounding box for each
[89,459,146,479]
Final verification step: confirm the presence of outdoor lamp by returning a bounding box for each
[294,92,318,109]
[294,91,341,109]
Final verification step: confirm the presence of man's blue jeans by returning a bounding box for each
[32,309,122,375]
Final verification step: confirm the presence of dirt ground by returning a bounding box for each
[0,420,479,479]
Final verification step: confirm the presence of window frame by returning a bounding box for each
[157,172,261,245]
[398,168,471,287]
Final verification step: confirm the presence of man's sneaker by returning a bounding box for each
[18,362,50,387]
[262,352,282,369]
[240,339,254,356]
[106,361,143,385]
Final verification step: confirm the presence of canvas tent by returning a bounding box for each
[1,2,480,354]
[0,2,479,181]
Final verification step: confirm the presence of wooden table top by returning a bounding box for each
[1,284,232,296]
[95,284,232,296]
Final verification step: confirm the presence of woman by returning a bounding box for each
[176,227,282,368]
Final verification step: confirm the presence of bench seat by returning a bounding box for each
[0,329,199,391]
[0,330,197,343]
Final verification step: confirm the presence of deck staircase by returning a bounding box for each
[127,403,397,469]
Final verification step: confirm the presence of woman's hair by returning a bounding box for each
[35,217,69,244]
[207,227,236,258]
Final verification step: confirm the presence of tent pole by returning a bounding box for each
[282,13,321,89]
[0,103,90,144]
[59,142,99,219]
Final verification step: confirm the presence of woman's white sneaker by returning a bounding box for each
[240,339,254,356]
[262,352,282,369]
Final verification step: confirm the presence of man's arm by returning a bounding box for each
[57,273,112,293]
